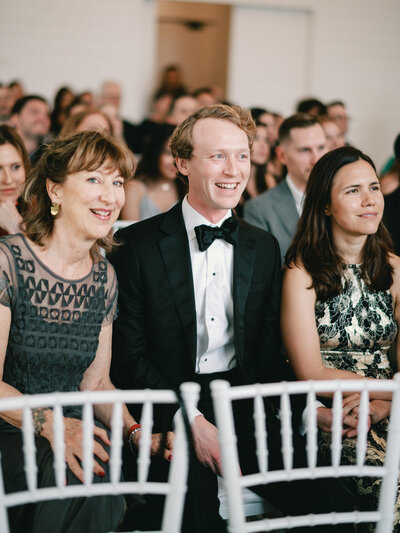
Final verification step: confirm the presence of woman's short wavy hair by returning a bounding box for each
[22,130,135,253]
[170,104,256,182]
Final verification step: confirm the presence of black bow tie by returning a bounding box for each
[194,217,239,252]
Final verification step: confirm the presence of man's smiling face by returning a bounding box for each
[176,117,251,223]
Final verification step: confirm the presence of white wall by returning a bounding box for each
[0,0,157,122]
[1,0,399,167]
[229,6,312,115]
[157,1,231,95]
[227,0,400,169]
[313,1,400,170]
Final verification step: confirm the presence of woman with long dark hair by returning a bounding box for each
[281,145,400,530]
[50,86,75,136]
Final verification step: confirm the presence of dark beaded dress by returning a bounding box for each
[0,233,123,533]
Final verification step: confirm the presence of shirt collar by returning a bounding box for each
[285,175,305,214]
[181,196,233,241]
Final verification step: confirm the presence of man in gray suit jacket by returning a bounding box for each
[244,113,327,263]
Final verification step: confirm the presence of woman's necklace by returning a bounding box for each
[160,182,171,192]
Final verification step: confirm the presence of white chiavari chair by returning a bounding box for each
[211,375,400,533]
[0,388,189,533]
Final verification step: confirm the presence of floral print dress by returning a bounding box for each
[315,265,398,531]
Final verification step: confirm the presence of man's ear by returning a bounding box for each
[175,157,189,176]
[46,179,63,204]
[275,144,287,166]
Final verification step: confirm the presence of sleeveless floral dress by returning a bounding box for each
[315,265,398,531]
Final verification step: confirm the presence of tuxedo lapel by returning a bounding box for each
[233,218,256,356]
[158,204,197,366]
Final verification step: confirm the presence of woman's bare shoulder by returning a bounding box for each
[388,253,400,299]
[389,253,400,275]
[283,260,315,294]
[283,260,311,280]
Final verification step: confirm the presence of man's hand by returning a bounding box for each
[317,406,359,436]
[191,415,222,475]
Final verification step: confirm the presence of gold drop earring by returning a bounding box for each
[50,202,60,216]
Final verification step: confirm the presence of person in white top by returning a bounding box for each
[110,105,354,532]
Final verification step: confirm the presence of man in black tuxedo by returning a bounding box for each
[110,104,353,532]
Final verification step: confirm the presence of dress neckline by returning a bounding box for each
[18,233,95,283]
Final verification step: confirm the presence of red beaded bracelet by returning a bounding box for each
[127,423,142,439]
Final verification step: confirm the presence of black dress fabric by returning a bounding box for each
[0,233,123,533]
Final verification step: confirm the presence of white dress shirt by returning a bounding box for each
[286,175,305,216]
[181,196,236,374]
[173,197,237,424]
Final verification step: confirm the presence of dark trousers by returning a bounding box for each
[122,369,356,532]
[0,425,124,533]
[187,369,356,533]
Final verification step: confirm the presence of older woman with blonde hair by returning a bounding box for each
[0,130,172,533]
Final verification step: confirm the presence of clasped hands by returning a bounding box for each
[41,414,174,483]
[317,393,391,438]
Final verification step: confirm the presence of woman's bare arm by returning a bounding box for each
[281,263,391,399]
[0,305,28,427]
[80,323,174,457]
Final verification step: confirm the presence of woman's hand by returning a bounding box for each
[0,201,22,234]
[349,399,392,426]
[130,430,174,461]
[40,411,110,483]
[368,400,392,424]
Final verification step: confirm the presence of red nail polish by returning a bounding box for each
[99,470,105,477]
